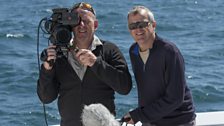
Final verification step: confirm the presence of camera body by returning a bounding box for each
[41,8,80,62]
[45,8,80,46]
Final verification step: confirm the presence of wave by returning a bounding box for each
[0,33,33,40]
[6,33,24,38]
[192,85,224,103]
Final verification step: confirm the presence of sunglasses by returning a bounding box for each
[72,2,95,15]
[128,21,150,30]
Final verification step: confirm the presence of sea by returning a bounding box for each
[0,0,224,125]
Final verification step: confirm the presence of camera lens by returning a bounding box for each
[55,26,72,45]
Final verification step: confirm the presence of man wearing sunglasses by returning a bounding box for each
[122,6,196,126]
[37,2,132,126]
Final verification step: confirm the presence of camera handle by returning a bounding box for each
[46,59,54,67]
[40,49,54,67]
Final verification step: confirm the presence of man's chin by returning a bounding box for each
[136,39,145,44]
[76,36,87,41]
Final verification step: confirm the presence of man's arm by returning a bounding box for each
[37,65,59,104]
[37,45,59,104]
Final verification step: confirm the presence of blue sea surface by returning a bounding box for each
[0,0,224,125]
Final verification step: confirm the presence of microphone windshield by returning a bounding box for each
[81,103,120,126]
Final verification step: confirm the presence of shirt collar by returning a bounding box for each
[89,35,102,51]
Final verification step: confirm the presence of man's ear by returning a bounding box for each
[94,20,98,30]
[152,21,156,30]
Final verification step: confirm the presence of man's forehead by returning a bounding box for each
[129,12,148,20]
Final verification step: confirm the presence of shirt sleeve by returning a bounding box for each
[37,64,59,104]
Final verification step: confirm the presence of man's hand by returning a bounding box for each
[121,112,134,124]
[43,45,57,70]
[75,49,97,67]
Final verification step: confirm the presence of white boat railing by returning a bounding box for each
[50,111,224,126]
[196,111,224,126]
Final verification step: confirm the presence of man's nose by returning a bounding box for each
[79,20,85,26]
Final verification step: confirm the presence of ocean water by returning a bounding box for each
[0,0,224,125]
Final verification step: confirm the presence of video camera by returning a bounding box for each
[40,8,80,62]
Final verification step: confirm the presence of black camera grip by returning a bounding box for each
[46,59,54,67]
[40,49,48,62]
[40,49,54,67]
